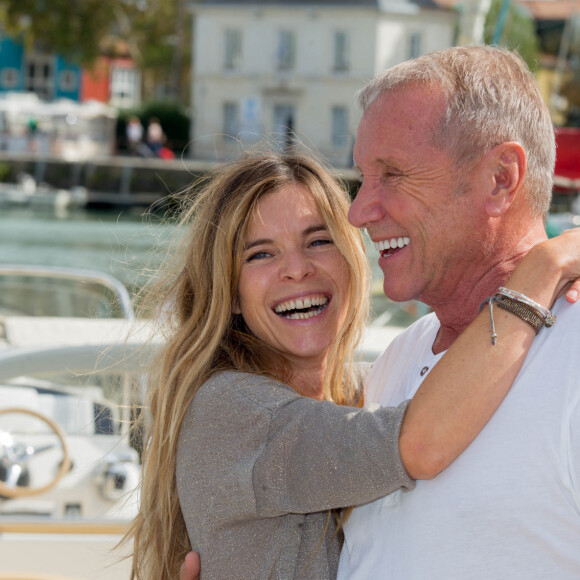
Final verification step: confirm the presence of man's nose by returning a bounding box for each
[348,183,386,229]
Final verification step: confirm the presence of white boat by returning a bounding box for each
[0,174,88,211]
[0,264,410,579]
[0,265,152,580]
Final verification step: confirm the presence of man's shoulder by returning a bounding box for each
[364,313,440,405]
[547,297,580,340]
[381,311,439,356]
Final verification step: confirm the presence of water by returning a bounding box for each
[0,206,176,295]
[0,205,422,326]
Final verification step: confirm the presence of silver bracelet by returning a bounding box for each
[497,287,557,328]
[480,288,556,344]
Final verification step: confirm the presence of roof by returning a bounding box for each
[431,0,580,20]
[515,0,580,21]
[194,0,446,10]
[195,0,378,5]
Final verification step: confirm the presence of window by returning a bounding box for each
[277,30,295,71]
[332,106,349,147]
[333,31,350,72]
[409,33,422,60]
[273,104,295,149]
[224,29,242,71]
[59,70,77,92]
[110,67,140,108]
[1,68,19,89]
[223,102,239,139]
[25,55,53,100]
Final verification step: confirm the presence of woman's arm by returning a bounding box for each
[400,229,580,479]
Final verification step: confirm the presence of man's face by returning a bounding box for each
[350,86,485,306]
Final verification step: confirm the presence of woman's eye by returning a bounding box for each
[247,250,271,261]
[310,238,333,248]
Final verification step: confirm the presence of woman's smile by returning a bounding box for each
[273,294,329,319]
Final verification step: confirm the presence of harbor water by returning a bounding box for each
[0,206,177,296]
[0,205,423,326]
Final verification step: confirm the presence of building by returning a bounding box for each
[0,35,82,101]
[81,55,141,109]
[0,33,140,108]
[189,0,456,166]
[516,0,580,124]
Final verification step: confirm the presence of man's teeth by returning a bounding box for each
[274,296,328,319]
[374,237,410,252]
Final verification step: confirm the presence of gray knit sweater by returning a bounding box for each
[176,371,413,579]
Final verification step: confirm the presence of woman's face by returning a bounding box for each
[234,183,351,373]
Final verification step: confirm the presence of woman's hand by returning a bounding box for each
[179,552,200,580]
[514,228,580,306]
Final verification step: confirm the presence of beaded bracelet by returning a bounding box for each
[479,288,556,345]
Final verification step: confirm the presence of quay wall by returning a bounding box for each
[0,153,360,210]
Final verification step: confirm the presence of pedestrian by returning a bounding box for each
[146,117,165,157]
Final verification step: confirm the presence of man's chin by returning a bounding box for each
[382,284,418,303]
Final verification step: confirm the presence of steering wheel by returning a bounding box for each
[0,407,71,498]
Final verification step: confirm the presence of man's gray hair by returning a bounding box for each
[357,46,555,217]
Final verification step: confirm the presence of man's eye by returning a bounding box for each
[384,168,403,179]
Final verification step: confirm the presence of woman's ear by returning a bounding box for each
[485,142,527,218]
[232,295,241,315]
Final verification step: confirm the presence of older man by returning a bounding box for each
[179,46,580,579]
[337,46,580,579]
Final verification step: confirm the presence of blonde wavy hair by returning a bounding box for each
[126,151,369,579]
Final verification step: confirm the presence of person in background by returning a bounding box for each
[127,148,580,580]
[146,117,165,157]
[26,116,38,152]
[126,116,151,158]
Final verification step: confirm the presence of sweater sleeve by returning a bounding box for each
[249,382,415,516]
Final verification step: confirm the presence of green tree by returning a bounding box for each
[1,0,118,65]
[484,0,540,71]
[0,0,190,103]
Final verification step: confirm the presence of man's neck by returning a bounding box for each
[429,227,547,354]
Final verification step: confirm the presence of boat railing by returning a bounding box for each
[0,264,135,320]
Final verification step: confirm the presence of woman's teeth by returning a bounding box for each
[274,296,328,319]
[374,237,410,252]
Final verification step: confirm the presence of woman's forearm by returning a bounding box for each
[399,233,580,479]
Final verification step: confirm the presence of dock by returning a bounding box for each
[0,152,361,209]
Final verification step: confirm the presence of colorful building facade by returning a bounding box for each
[0,35,81,101]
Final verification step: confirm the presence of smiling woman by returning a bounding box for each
[125,149,580,580]
[234,184,351,398]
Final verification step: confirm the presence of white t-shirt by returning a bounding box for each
[338,299,580,579]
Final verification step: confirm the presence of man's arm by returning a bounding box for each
[179,552,200,580]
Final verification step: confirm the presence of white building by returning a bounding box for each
[189,0,456,166]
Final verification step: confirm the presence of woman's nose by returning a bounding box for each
[280,249,314,281]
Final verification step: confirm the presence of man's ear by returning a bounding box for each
[484,142,527,218]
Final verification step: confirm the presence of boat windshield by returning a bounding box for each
[0,265,134,319]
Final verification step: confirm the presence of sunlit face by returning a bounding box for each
[349,86,485,307]
[234,183,350,373]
